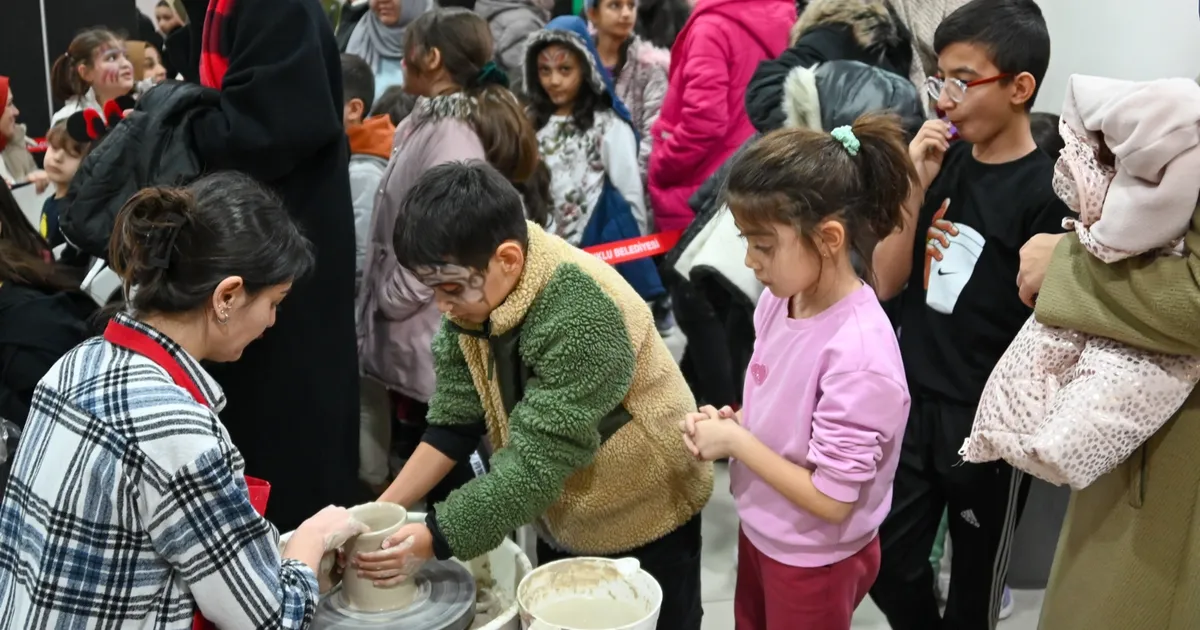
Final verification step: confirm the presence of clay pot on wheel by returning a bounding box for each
[341,502,417,612]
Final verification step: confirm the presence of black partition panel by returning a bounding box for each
[0,0,136,138]
[0,0,52,138]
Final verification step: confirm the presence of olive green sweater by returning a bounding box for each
[428,224,712,561]
[1037,208,1200,355]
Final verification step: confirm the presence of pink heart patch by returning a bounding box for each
[750,363,768,386]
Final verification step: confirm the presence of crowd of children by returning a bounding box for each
[0,0,1196,629]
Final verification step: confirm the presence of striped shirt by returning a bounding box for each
[0,313,318,628]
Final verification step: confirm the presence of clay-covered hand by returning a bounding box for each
[285,506,369,581]
[689,416,749,461]
[300,505,369,552]
[318,551,342,595]
[354,522,435,587]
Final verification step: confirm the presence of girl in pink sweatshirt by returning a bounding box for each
[679,113,912,629]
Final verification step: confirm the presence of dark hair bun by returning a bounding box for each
[108,172,316,316]
[109,186,195,289]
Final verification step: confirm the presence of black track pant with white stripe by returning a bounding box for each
[869,389,1032,630]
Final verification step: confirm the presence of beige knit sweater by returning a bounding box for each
[1,124,37,184]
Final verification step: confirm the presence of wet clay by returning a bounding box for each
[340,502,416,612]
[535,598,646,629]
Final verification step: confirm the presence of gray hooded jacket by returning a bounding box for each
[476,0,548,95]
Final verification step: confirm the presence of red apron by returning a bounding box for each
[103,319,272,630]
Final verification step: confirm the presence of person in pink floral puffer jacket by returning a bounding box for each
[646,0,795,233]
[587,0,670,188]
[965,74,1200,490]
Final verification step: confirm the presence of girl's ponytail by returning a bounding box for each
[468,85,540,185]
[50,53,81,103]
[845,113,917,243]
[839,113,917,286]
[406,9,540,186]
[464,58,540,185]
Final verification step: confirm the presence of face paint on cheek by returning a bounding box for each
[413,264,489,305]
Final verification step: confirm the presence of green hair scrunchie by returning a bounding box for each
[831,125,861,157]
[476,61,510,89]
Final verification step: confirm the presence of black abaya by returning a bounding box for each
[186,0,366,531]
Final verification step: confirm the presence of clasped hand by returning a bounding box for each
[679,404,746,461]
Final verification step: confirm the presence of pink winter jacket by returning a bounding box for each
[647,0,795,232]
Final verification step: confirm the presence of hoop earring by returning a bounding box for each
[217,310,230,325]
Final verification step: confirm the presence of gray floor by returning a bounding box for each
[698,463,1045,629]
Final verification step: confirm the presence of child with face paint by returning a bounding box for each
[363,160,711,630]
[524,16,665,303]
[50,29,135,125]
[525,16,647,246]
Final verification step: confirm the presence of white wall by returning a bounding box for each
[136,0,158,19]
[1036,0,1200,113]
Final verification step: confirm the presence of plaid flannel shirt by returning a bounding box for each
[0,313,318,628]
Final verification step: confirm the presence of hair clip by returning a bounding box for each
[831,125,861,157]
[476,61,510,89]
[146,211,187,270]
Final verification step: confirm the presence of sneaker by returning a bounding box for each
[998,586,1014,620]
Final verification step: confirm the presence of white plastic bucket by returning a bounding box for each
[517,557,662,630]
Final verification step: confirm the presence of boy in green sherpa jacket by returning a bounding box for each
[354,161,713,629]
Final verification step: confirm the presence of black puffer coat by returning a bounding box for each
[60,81,219,259]
[744,0,915,133]
[678,59,922,242]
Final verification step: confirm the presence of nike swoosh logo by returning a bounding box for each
[937,269,956,276]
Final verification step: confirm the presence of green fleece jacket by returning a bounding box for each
[427,224,712,561]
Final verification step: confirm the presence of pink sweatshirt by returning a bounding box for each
[731,285,910,567]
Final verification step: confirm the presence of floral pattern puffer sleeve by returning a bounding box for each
[612,37,670,182]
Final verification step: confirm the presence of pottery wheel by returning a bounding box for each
[311,559,476,630]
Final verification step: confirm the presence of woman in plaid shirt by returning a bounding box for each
[0,172,366,628]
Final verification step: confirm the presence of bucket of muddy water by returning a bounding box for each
[517,557,661,630]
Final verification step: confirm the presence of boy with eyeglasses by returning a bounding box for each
[866,1,1069,628]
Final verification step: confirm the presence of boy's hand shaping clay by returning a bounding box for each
[354,522,434,587]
